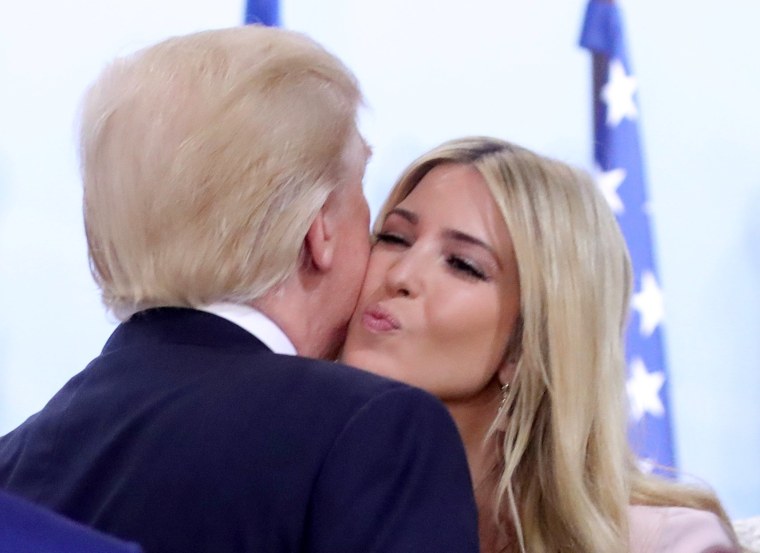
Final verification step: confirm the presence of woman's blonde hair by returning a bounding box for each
[79,26,362,319]
[376,136,736,553]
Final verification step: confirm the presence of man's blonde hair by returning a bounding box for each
[80,26,362,319]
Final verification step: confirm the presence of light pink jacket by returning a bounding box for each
[630,506,738,553]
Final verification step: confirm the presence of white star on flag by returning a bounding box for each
[601,59,638,126]
[627,357,665,421]
[632,271,664,336]
[595,166,627,214]
[637,458,657,474]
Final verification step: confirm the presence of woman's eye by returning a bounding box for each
[447,255,488,281]
[374,232,409,247]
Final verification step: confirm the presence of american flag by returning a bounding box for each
[580,0,676,472]
[245,0,280,26]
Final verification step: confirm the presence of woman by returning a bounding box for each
[342,137,740,553]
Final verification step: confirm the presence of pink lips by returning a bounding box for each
[362,305,401,332]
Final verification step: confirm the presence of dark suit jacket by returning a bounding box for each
[0,489,142,553]
[0,308,478,553]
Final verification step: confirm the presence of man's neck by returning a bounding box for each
[251,291,335,360]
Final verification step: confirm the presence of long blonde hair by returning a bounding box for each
[377,136,737,553]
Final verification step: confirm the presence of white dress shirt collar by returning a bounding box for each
[198,302,296,356]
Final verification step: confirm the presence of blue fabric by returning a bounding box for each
[0,489,142,553]
[0,308,478,553]
[580,0,676,471]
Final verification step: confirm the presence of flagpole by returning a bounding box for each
[591,0,613,144]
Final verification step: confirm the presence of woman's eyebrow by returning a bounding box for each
[385,207,418,225]
[385,207,500,266]
[443,230,500,265]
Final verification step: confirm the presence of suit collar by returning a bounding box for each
[102,307,271,354]
[197,303,296,355]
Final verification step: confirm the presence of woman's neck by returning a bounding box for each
[444,383,501,485]
[444,382,514,553]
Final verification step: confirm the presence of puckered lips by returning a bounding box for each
[361,303,401,333]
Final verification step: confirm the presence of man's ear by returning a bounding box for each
[305,206,335,272]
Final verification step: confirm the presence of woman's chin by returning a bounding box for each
[342,348,395,380]
[340,347,370,371]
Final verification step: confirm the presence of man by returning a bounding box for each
[0,26,478,553]
[0,489,143,552]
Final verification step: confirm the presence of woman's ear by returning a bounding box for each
[497,361,517,387]
[305,207,335,272]
[499,317,523,385]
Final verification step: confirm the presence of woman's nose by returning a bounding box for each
[384,248,425,298]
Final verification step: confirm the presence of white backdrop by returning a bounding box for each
[1,0,758,519]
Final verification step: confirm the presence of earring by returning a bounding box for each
[495,382,511,432]
[499,382,510,411]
